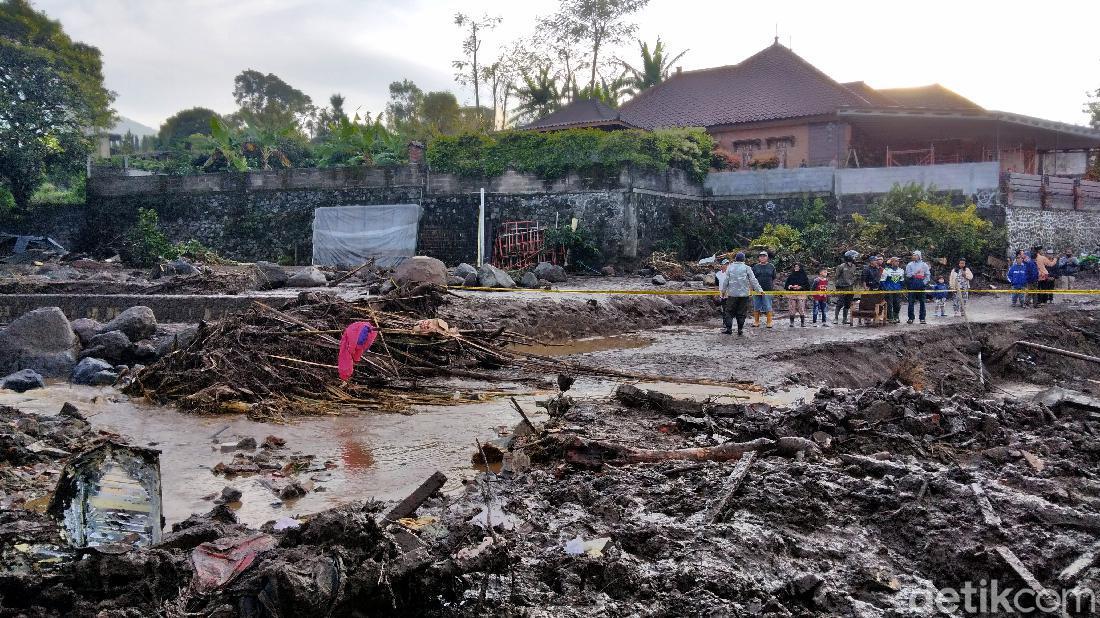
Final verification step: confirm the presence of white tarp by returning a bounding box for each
[312,204,420,268]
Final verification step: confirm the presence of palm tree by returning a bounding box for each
[570,72,631,108]
[622,38,687,95]
[512,66,561,123]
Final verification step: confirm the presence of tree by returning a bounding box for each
[622,38,687,95]
[545,0,650,91]
[231,69,313,131]
[452,12,501,120]
[311,93,349,140]
[0,0,113,212]
[1086,85,1100,129]
[385,79,424,131]
[571,73,630,107]
[421,91,461,135]
[512,67,561,123]
[158,107,219,147]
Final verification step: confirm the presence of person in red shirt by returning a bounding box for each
[811,268,830,327]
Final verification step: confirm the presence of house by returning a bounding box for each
[522,99,638,132]
[532,40,1100,175]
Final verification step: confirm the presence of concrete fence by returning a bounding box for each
[706,162,1002,200]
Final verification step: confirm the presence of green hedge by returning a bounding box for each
[425,128,715,182]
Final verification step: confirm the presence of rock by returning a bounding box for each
[703,273,718,286]
[520,272,539,288]
[601,266,616,276]
[254,261,289,289]
[99,306,157,341]
[447,276,465,287]
[454,263,478,279]
[533,261,568,283]
[155,325,198,357]
[463,272,479,287]
[132,340,159,363]
[538,278,553,289]
[287,266,328,287]
[790,573,824,597]
[0,307,79,377]
[157,257,199,278]
[1,369,45,393]
[652,275,667,286]
[214,486,242,505]
[81,330,133,365]
[478,264,516,288]
[379,280,396,295]
[70,357,119,386]
[392,256,447,287]
[70,318,103,347]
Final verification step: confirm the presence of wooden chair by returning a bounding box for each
[850,292,887,326]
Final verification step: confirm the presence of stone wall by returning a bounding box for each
[1004,206,1100,253]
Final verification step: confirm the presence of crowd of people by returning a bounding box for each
[713,245,1084,336]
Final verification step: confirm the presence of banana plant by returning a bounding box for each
[242,122,295,170]
[202,116,248,171]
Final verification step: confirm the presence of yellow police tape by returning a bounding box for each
[450,285,1100,297]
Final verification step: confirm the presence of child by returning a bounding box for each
[931,275,949,317]
[880,256,905,323]
[811,268,830,327]
[1007,254,1029,307]
[949,258,973,317]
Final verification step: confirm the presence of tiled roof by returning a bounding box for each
[523,99,634,131]
[840,81,901,107]
[618,42,872,130]
[873,84,984,112]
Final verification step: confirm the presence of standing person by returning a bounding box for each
[719,252,762,336]
[811,268,830,327]
[905,250,931,324]
[949,258,973,317]
[880,257,905,323]
[1035,248,1057,306]
[863,255,883,291]
[834,250,859,325]
[1022,250,1039,307]
[1008,254,1028,307]
[931,275,949,317]
[1057,249,1079,303]
[751,251,777,328]
[784,262,810,327]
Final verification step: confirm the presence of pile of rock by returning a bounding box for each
[0,305,184,392]
[447,261,568,290]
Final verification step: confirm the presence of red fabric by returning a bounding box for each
[338,321,377,381]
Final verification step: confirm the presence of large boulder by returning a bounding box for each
[254,261,289,289]
[0,307,79,377]
[99,306,157,341]
[155,257,200,278]
[454,263,478,280]
[478,264,516,289]
[71,357,119,386]
[287,266,327,288]
[155,325,198,357]
[81,331,133,365]
[1,369,45,393]
[533,262,568,283]
[519,272,539,288]
[392,256,447,287]
[463,273,479,287]
[70,318,103,348]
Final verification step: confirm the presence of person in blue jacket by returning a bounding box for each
[1023,250,1040,307]
[1008,253,1029,307]
[931,275,949,317]
[880,256,905,323]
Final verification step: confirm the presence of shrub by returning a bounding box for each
[426,127,715,182]
[124,208,175,267]
[544,224,601,269]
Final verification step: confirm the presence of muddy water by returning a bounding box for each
[508,334,654,357]
[1,375,807,528]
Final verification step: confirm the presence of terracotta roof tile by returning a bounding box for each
[873,84,984,112]
[618,43,871,129]
[523,99,633,130]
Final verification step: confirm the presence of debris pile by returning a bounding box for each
[124,288,540,420]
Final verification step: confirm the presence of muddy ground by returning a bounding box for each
[2,287,1100,615]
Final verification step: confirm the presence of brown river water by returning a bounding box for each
[1,336,811,527]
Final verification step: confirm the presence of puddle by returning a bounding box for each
[508,335,654,357]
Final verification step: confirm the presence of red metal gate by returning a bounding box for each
[492,221,563,270]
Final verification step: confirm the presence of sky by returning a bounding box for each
[34,0,1100,133]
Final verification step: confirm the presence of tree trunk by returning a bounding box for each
[471,24,480,114]
[589,38,600,91]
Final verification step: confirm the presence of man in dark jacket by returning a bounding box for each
[862,256,883,291]
[834,250,859,324]
[751,251,777,328]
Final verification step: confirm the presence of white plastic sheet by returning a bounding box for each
[312,204,421,268]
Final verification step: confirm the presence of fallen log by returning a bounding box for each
[706,451,757,524]
[560,435,774,467]
[971,483,1002,528]
[1059,540,1100,585]
[384,471,447,522]
[989,340,1100,366]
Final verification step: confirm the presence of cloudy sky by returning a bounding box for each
[35,0,1100,132]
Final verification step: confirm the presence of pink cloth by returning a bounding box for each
[338,321,377,381]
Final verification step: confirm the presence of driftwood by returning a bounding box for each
[384,471,447,522]
[970,482,1002,528]
[560,435,774,467]
[989,340,1100,366]
[706,451,757,524]
[1059,540,1100,585]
